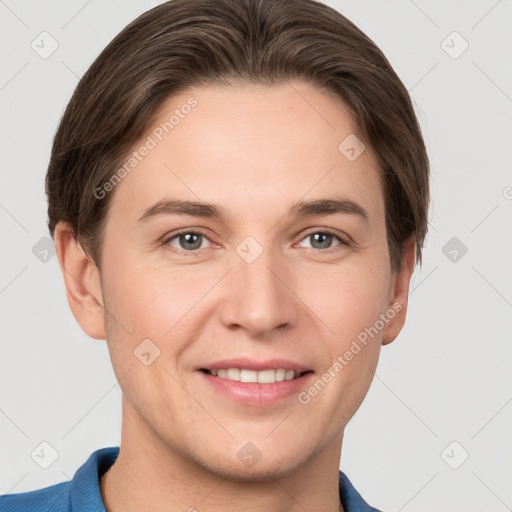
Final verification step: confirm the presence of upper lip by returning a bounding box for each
[197,358,312,373]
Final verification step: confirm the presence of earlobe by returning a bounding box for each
[381,237,416,346]
[54,222,106,340]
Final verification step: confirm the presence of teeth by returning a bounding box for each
[207,368,302,383]
[284,369,295,381]
[226,368,240,380]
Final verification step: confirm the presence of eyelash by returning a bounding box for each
[162,228,352,255]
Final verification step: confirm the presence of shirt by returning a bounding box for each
[0,446,383,511]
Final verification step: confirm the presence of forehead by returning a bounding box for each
[108,81,384,227]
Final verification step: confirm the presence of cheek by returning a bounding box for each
[299,260,391,344]
[100,264,196,401]
[302,268,386,424]
[101,259,207,360]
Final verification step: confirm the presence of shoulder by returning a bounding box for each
[0,480,71,511]
[0,446,119,512]
[339,470,384,512]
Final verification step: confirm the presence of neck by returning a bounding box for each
[100,395,345,512]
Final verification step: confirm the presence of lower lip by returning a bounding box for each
[197,370,314,406]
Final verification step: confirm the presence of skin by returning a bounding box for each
[54,80,416,512]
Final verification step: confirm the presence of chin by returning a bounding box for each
[203,457,302,483]
[188,441,312,483]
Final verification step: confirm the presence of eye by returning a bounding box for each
[164,230,212,252]
[297,230,350,251]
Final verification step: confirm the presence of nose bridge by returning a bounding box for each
[221,236,297,336]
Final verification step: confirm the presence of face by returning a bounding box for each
[81,81,412,479]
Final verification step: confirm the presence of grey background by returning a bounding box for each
[1,1,511,510]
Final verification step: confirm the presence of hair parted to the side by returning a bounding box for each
[46,0,429,273]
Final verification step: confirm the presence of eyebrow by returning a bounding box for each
[136,196,370,224]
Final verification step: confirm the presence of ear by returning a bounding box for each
[381,237,417,346]
[54,222,106,340]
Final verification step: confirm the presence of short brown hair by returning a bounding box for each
[46,0,429,273]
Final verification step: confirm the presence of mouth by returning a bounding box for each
[196,360,315,406]
[195,358,315,405]
[199,367,313,384]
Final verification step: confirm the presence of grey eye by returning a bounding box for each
[167,232,208,251]
[300,232,342,250]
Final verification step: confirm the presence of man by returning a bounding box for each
[0,0,429,510]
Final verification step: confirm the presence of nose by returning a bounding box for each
[219,242,299,338]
